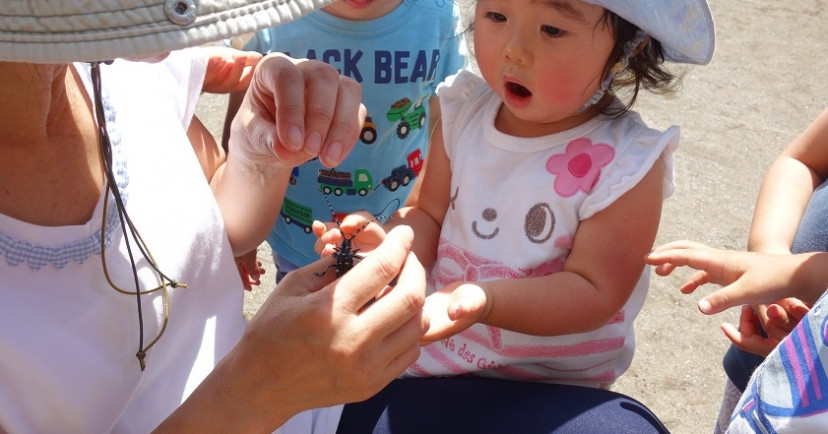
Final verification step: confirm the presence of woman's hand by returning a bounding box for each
[160,226,428,432]
[214,53,366,255]
[228,52,366,170]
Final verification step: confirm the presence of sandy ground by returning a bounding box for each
[195,1,828,432]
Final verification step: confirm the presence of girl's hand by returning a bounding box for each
[228,53,365,171]
[312,211,387,257]
[419,282,492,345]
[201,46,262,94]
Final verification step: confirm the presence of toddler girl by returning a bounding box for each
[318,0,715,389]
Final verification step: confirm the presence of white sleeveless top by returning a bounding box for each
[0,51,247,433]
[403,69,679,388]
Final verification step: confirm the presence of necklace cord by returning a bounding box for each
[89,62,183,371]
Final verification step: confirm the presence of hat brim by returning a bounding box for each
[584,0,715,65]
[0,0,335,63]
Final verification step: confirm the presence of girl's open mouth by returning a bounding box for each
[506,81,532,98]
[504,81,533,108]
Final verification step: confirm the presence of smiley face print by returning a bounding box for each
[468,202,556,244]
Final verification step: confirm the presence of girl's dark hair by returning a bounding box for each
[600,11,677,117]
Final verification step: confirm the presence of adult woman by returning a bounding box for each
[0,0,426,431]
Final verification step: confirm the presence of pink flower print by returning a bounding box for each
[546,138,615,197]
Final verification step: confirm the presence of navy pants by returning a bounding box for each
[724,179,828,391]
[336,377,668,434]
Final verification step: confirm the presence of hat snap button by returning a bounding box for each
[165,0,198,26]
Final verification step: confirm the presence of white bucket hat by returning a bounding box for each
[584,0,716,65]
[0,0,333,63]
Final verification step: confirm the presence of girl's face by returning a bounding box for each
[474,0,615,137]
[323,0,402,20]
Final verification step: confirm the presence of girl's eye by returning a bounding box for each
[484,11,506,23]
[541,25,564,37]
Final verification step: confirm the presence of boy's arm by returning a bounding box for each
[422,159,666,341]
[222,90,246,152]
[749,107,828,253]
[201,47,262,94]
[187,114,226,182]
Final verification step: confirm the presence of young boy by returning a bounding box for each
[225,0,466,284]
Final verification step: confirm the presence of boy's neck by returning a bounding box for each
[321,0,403,21]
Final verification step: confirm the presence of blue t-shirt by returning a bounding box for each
[245,0,466,268]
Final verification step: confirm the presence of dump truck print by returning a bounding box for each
[386,97,426,139]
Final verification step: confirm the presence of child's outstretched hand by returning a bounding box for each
[419,282,492,345]
[312,211,387,257]
[645,240,806,315]
[201,46,262,94]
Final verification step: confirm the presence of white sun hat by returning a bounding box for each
[0,0,334,63]
[584,0,716,65]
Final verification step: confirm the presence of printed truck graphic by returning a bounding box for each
[318,168,373,196]
[386,97,426,139]
[382,149,424,191]
[289,167,299,185]
[281,197,313,233]
[360,115,377,144]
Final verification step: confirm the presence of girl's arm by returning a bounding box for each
[749,107,828,253]
[385,119,453,268]
[423,159,665,341]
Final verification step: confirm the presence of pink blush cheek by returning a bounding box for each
[535,83,589,114]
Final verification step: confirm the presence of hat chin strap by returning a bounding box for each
[576,30,649,113]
